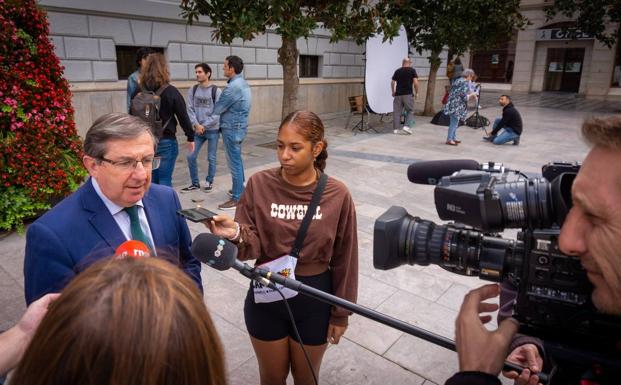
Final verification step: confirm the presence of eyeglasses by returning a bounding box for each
[98,156,161,171]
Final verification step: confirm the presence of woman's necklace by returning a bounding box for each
[281,167,318,186]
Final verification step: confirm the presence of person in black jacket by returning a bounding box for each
[134,53,195,186]
[484,95,523,145]
[446,116,621,385]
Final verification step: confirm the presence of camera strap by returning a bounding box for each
[290,172,328,259]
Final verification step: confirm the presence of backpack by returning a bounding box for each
[130,84,170,138]
[191,84,218,105]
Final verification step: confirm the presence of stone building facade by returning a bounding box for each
[39,0,448,135]
[472,0,620,100]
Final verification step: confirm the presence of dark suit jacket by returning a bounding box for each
[24,178,202,304]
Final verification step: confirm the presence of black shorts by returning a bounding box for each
[244,269,332,346]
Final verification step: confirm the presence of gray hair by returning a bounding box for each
[462,68,475,78]
[83,113,157,159]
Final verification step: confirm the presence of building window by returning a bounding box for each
[299,55,320,78]
[115,46,164,80]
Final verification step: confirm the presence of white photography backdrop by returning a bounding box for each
[365,25,409,114]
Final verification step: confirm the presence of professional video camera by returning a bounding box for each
[373,159,621,362]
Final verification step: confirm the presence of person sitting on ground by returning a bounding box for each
[12,257,226,385]
[484,95,523,145]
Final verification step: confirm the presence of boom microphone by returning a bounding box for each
[114,240,150,259]
[190,235,547,382]
[407,159,481,185]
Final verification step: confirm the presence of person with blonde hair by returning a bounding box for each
[13,257,226,385]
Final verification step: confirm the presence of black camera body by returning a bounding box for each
[374,161,621,359]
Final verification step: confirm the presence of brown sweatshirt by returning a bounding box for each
[235,167,358,326]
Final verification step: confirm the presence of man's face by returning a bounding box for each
[403,59,412,68]
[498,96,510,106]
[195,67,209,83]
[83,132,155,208]
[559,146,621,315]
[223,60,235,78]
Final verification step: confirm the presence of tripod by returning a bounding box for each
[466,83,490,135]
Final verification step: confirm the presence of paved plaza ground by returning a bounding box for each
[1,91,619,384]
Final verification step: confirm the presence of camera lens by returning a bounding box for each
[374,206,521,281]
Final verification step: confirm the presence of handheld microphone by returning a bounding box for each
[114,240,150,259]
[190,233,240,270]
[407,159,481,185]
[190,233,276,288]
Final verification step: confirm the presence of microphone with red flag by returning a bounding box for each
[114,240,150,259]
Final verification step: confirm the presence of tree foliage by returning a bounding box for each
[378,0,527,115]
[180,0,400,118]
[545,0,621,48]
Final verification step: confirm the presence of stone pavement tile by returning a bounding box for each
[435,282,473,312]
[201,267,248,329]
[209,313,254,375]
[361,266,454,303]
[0,268,26,330]
[375,290,456,339]
[0,232,27,286]
[384,334,459,384]
[357,273,399,310]
[422,265,489,289]
[321,339,425,385]
[345,314,403,355]
[227,356,296,385]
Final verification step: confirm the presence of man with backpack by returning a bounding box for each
[181,63,222,193]
[129,53,194,187]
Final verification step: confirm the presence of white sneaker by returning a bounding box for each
[393,129,401,134]
[402,126,412,134]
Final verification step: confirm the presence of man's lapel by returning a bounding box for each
[81,178,126,249]
[142,188,165,249]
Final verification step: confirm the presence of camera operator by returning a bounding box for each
[446,116,621,385]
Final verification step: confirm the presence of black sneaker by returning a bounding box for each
[180,184,200,193]
[513,137,520,146]
[204,182,213,193]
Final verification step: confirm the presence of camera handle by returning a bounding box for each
[251,265,551,384]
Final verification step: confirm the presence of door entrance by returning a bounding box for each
[544,48,585,92]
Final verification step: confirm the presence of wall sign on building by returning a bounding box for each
[536,29,594,41]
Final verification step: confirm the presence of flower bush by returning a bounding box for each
[0,0,86,232]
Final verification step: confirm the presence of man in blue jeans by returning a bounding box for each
[484,95,523,145]
[181,63,222,193]
[213,55,252,210]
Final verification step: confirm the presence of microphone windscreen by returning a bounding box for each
[407,159,480,185]
[191,233,238,271]
[114,240,150,259]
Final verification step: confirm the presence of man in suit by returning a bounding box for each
[24,113,202,304]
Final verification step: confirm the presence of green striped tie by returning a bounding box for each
[124,205,153,250]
